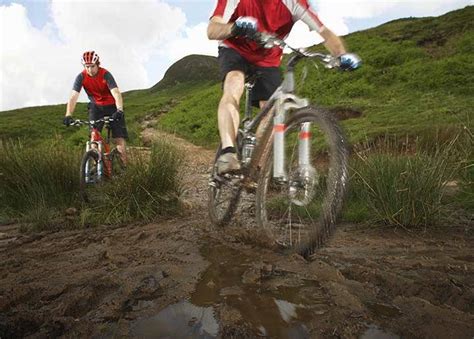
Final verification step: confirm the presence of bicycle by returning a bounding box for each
[69,117,125,202]
[208,33,351,256]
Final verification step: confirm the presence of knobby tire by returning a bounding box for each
[79,150,100,203]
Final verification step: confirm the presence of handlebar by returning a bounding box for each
[69,117,114,127]
[251,32,339,69]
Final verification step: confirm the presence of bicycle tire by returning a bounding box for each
[255,106,349,256]
[79,150,100,203]
[208,146,242,226]
[109,148,125,177]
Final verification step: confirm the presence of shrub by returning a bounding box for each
[0,140,80,216]
[348,138,457,228]
[0,139,184,230]
[88,140,184,224]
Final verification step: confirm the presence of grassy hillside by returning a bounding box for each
[0,6,472,149]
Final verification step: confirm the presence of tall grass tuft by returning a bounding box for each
[0,140,80,219]
[347,135,462,229]
[0,139,184,230]
[90,140,184,224]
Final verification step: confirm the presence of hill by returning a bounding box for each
[0,6,472,148]
[150,54,219,91]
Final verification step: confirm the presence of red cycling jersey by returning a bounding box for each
[73,67,118,106]
[211,0,324,67]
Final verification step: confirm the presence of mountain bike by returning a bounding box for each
[208,33,350,256]
[70,117,125,202]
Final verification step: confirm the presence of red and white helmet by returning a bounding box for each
[81,51,100,65]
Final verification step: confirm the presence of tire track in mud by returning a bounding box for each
[0,131,473,338]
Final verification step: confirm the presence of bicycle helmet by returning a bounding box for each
[81,51,100,65]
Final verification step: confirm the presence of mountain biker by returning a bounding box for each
[63,51,128,165]
[207,0,361,174]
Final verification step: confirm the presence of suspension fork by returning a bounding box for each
[272,95,310,182]
[298,122,312,170]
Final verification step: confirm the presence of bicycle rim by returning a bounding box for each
[255,107,349,256]
[79,150,100,202]
[208,148,242,226]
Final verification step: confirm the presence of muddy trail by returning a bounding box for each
[1,132,473,338]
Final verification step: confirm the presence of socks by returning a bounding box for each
[221,146,236,155]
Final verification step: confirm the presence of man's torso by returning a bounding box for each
[212,0,323,67]
[73,67,117,106]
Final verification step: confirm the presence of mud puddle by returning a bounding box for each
[132,244,325,338]
[131,301,218,338]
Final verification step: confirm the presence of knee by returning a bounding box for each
[220,71,244,108]
[220,92,239,109]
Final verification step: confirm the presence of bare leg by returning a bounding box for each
[114,137,127,165]
[218,71,245,148]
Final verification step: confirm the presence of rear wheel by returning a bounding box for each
[255,106,349,256]
[79,150,100,202]
[208,146,242,226]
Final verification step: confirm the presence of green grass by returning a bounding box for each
[83,140,184,225]
[0,140,183,231]
[0,140,80,215]
[343,131,472,227]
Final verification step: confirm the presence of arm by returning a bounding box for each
[65,90,80,117]
[294,1,347,57]
[207,16,233,40]
[111,87,123,111]
[104,71,123,111]
[319,26,347,57]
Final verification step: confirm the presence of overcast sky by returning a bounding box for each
[0,0,472,111]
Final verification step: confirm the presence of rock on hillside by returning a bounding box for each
[151,54,220,91]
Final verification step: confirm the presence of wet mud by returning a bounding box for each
[0,136,473,338]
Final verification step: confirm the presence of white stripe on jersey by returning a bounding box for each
[222,0,240,22]
[281,0,324,32]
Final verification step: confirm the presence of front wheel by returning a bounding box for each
[255,106,349,256]
[79,150,100,202]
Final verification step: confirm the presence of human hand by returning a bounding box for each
[63,116,74,126]
[231,16,258,38]
[338,53,361,71]
[111,109,124,121]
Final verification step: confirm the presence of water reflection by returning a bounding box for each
[131,301,218,338]
[190,244,313,338]
[274,299,297,323]
[361,324,400,339]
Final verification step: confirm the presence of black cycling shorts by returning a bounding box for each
[218,47,282,108]
[88,103,128,139]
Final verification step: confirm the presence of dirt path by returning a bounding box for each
[0,132,473,338]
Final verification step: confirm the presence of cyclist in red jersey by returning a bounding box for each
[208,0,361,174]
[63,51,128,164]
